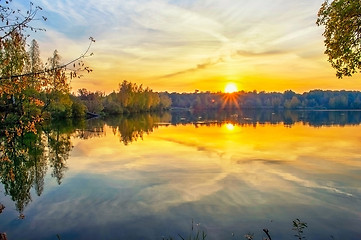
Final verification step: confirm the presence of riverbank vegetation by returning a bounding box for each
[77,80,172,116]
[169,90,361,110]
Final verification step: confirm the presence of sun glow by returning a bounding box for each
[224,83,238,93]
[225,123,235,131]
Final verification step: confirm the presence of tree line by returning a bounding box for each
[171,109,361,127]
[168,90,361,110]
[77,80,172,116]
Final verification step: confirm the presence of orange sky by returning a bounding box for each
[26,0,361,93]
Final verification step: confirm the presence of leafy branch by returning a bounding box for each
[0,36,95,81]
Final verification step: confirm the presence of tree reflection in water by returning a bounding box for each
[1,110,361,218]
[0,120,46,217]
[45,122,73,185]
[0,113,170,217]
[106,112,171,145]
[0,119,79,217]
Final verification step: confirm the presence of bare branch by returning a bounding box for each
[0,1,45,40]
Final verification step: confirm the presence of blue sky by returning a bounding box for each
[18,0,361,93]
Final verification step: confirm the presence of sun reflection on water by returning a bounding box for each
[2,115,361,240]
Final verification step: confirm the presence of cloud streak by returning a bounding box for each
[22,0,353,93]
[160,56,226,78]
[160,47,289,79]
[271,170,354,198]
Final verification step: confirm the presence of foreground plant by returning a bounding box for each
[162,219,207,240]
[163,218,309,240]
[292,218,308,240]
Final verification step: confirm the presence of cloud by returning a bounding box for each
[270,170,354,198]
[156,136,225,157]
[27,0,340,93]
[159,46,289,79]
[235,49,287,57]
[160,55,225,78]
[36,0,325,57]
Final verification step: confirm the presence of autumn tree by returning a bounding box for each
[159,92,172,109]
[46,50,69,93]
[0,1,44,110]
[317,0,361,78]
[0,1,94,122]
[27,39,43,88]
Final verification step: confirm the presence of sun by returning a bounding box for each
[224,83,238,93]
[225,123,235,131]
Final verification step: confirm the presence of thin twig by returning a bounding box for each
[263,229,272,240]
[0,37,95,80]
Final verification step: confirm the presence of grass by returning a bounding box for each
[162,218,310,240]
[162,219,207,240]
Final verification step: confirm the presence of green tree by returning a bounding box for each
[46,50,69,93]
[118,80,133,109]
[27,39,43,89]
[317,0,361,78]
[0,1,95,124]
[77,88,104,114]
[102,91,123,115]
[0,31,29,111]
[71,96,87,118]
[0,1,45,114]
[45,91,73,119]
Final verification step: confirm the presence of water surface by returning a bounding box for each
[0,110,361,239]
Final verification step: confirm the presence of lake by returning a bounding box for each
[0,110,361,240]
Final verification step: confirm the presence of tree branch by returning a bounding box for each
[0,37,95,81]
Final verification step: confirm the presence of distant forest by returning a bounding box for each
[168,90,361,110]
[76,88,361,117]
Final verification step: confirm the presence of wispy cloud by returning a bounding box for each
[156,136,225,157]
[271,170,354,198]
[160,56,225,78]
[235,49,287,57]
[160,46,290,79]
[23,0,345,92]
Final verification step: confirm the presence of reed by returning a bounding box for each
[162,218,309,240]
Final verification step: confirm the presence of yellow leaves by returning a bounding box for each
[29,97,44,107]
[4,129,10,138]
[8,168,15,182]
[26,122,36,134]
[24,119,40,134]
[0,155,10,163]
[15,126,22,136]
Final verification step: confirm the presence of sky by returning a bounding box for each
[18,0,361,93]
